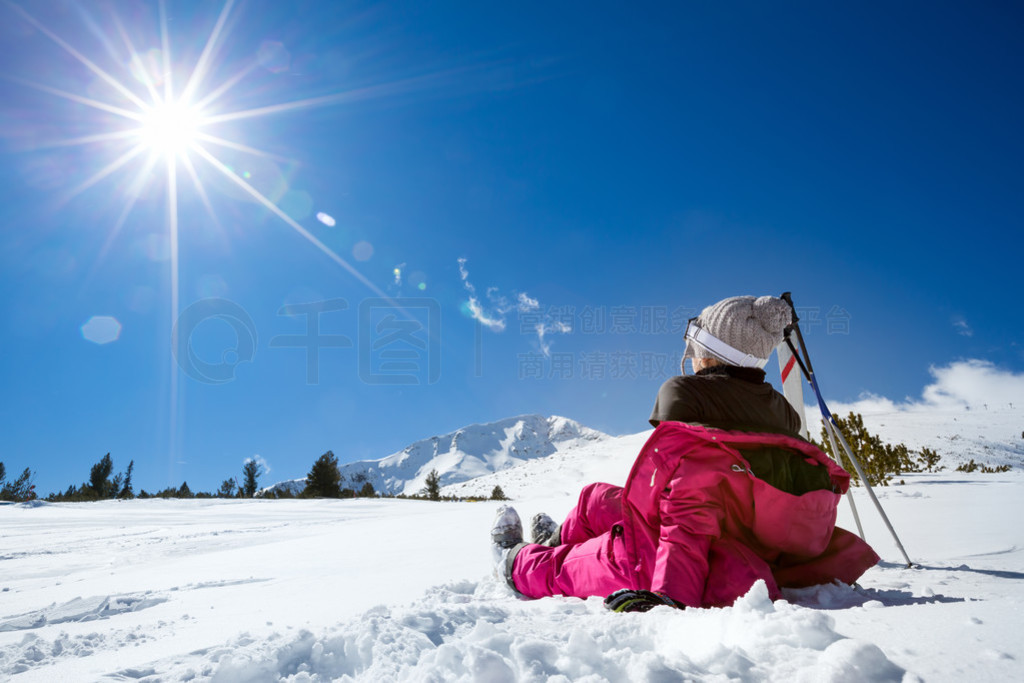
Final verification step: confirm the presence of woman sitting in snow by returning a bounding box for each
[490,295,879,612]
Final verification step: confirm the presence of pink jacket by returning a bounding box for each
[511,421,879,607]
[623,422,875,606]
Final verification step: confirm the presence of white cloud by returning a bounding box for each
[467,297,506,332]
[811,360,1024,421]
[245,455,271,476]
[457,259,518,334]
[517,292,539,313]
[459,259,505,330]
[921,359,1023,409]
[535,320,572,356]
[457,258,473,291]
[536,324,551,356]
[952,317,973,337]
[456,258,571,355]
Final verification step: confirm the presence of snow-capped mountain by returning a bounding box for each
[264,414,607,497]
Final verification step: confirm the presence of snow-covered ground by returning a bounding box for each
[2,429,1023,681]
[806,404,1023,469]
[804,360,1024,469]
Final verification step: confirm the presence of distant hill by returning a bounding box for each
[805,405,1024,468]
[265,403,1023,499]
[262,414,607,497]
[448,404,1024,500]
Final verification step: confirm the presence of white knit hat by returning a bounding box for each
[683,295,792,370]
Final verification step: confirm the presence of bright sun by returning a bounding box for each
[10,0,391,305]
[138,100,202,156]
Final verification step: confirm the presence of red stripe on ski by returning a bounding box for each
[781,354,796,383]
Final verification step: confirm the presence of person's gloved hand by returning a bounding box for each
[603,589,682,613]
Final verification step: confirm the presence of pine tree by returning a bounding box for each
[155,485,179,498]
[119,460,135,499]
[358,481,375,498]
[0,467,35,502]
[918,447,943,472]
[178,481,193,498]
[242,459,262,498]
[816,413,929,487]
[818,413,889,486]
[89,453,115,498]
[0,462,6,486]
[304,451,342,498]
[490,485,507,501]
[423,469,442,501]
[217,478,238,498]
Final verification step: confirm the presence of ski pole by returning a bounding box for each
[781,293,913,568]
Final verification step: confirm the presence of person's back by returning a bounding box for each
[651,364,801,434]
[650,296,826,499]
[489,295,878,611]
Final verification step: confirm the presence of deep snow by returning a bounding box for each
[2,425,1023,681]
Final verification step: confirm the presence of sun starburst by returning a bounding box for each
[5,0,394,298]
[138,99,203,157]
[4,0,413,478]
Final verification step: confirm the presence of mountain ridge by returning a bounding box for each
[266,403,1023,498]
[263,414,607,497]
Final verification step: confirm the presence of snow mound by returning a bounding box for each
[1,628,161,678]
[442,430,649,500]
[198,580,909,682]
[0,594,168,633]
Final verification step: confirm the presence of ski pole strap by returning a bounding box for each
[809,373,834,420]
[780,291,798,321]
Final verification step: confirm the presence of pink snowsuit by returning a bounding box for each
[511,422,879,607]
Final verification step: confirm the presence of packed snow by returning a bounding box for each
[2,410,1023,681]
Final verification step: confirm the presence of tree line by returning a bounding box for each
[813,412,1009,486]
[0,452,508,503]
[16,411,1003,504]
[31,454,267,502]
[0,462,34,502]
[275,451,507,502]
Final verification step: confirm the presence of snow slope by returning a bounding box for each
[2,424,1023,681]
[806,404,1024,469]
[801,360,1024,468]
[264,414,607,497]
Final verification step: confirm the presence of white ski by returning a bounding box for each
[777,341,809,440]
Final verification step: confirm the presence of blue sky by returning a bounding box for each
[1,0,1021,496]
